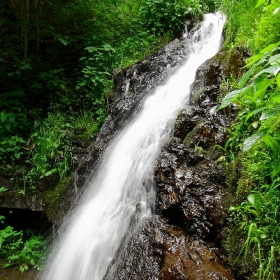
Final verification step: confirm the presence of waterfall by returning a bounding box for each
[40,12,225,280]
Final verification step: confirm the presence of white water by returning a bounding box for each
[41,13,225,280]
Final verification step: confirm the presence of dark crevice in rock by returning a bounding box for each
[0,207,52,234]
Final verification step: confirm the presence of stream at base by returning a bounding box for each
[40,13,226,280]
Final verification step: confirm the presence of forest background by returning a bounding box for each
[0,0,279,279]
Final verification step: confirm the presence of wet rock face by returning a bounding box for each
[155,47,246,242]
[156,137,227,239]
[107,37,194,134]
[105,216,233,280]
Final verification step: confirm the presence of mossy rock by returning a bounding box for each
[42,177,72,218]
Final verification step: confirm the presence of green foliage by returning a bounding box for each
[219,41,280,176]
[139,0,188,36]
[115,31,171,68]
[138,0,209,36]
[219,0,280,52]
[219,0,259,48]
[228,180,280,280]
[0,216,47,272]
[0,136,25,161]
[254,2,280,51]
[0,91,32,139]
[220,35,280,278]
[25,113,73,189]
[77,43,116,99]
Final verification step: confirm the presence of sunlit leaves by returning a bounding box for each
[253,64,280,79]
[253,76,271,101]
[260,106,280,120]
[255,0,267,8]
[243,129,267,151]
[218,84,254,109]
[238,64,257,88]
[277,73,280,88]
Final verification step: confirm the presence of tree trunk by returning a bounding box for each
[6,0,30,58]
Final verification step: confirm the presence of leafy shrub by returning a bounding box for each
[219,41,280,279]
[139,0,189,36]
[77,43,116,96]
[0,136,25,161]
[0,216,47,272]
[0,91,31,139]
[115,31,171,68]
[219,0,259,48]
[254,3,280,50]
[25,113,73,191]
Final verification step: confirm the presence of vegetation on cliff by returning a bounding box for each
[219,0,280,278]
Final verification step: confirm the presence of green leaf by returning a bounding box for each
[260,106,280,120]
[0,112,6,122]
[255,0,267,8]
[3,263,13,269]
[9,116,15,123]
[103,44,113,51]
[238,64,257,88]
[247,209,260,218]
[253,77,271,101]
[4,124,10,130]
[259,41,280,54]
[245,107,264,122]
[253,65,280,79]
[245,53,265,68]
[277,73,280,88]
[272,92,280,103]
[243,129,267,151]
[268,54,280,65]
[218,84,253,109]
[247,194,255,205]
[262,134,280,154]
[229,206,238,211]
[39,169,57,179]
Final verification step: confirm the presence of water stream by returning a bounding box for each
[41,13,226,280]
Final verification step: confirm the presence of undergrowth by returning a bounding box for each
[218,4,280,275]
[0,216,47,272]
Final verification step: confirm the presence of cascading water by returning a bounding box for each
[41,13,225,280]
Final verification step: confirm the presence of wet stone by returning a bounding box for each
[155,45,243,244]
[105,216,233,280]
